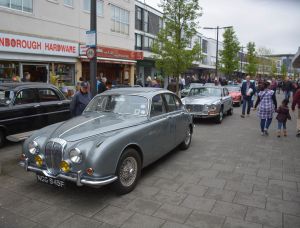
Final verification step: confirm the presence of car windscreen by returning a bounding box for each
[226,86,240,92]
[188,87,221,97]
[0,89,13,106]
[84,95,149,116]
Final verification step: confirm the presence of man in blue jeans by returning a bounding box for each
[241,75,256,118]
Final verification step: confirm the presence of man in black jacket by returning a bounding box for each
[70,82,92,117]
[98,77,107,94]
[241,75,256,118]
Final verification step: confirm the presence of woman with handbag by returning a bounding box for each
[254,81,277,136]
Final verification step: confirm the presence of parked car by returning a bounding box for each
[20,88,193,194]
[181,86,233,123]
[225,85,242,106]
[180,83,204,98]
[0,82,71,147]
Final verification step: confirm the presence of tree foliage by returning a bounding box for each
[281,63,287,78]
[219,27,240,78]
[257,47,272,76]
[152,0,202,94]
[245,42,257,76]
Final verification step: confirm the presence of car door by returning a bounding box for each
[146,94,174,162]
[37,87,71,127]
[222,88,232,112]
[7,88,41,135]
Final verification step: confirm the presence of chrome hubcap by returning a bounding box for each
[119,157,137,187]
[219,111,223,121]
[184,128,191,145]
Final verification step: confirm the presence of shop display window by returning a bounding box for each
[50,64,75,87]
[0,61,19,82]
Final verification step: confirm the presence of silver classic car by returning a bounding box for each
[181,86,233,123]
[20,88,193,194]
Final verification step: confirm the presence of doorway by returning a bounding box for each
[21,63,49,83]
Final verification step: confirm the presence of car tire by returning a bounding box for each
[227,107,233,116]
[180,126,192,150]
[112,148,141,195]
[215,108,224,124]
[237,101,241,107]
[0,130,5,148]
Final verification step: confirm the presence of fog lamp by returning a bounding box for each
[86,168,94,176]
[60,161,71,173]
[34,155,43,167]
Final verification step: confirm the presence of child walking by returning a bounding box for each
[276,99,291,137]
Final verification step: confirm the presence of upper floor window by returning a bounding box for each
[0,0,33,13]
[83,0,103,17]
[202,39,208,53]
[64,0,73,7]
[143,10,148,32]
[135,34,142,49]
[111,5,129,35]
[159,17,163,31]
[137,7,142,20]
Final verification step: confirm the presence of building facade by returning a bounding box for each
[0,0,142,87]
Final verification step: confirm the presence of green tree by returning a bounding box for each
[245,42,257,76]
[257,47,272,76]
[219,27,240,79]
[271,59,277,78]
[152,0,202,95]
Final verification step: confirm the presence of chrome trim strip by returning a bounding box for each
[19,161,117,187]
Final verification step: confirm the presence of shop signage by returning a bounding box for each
[85,30,96,47]
[0,32,79,57]
[86,48,96,59]
[80,45,143,60]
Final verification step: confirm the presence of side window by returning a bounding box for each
[14,89,36,105]
[150,94,166,117]
[174,95,183,110]
[224,88,229,96]
[164,94,176,112]
[38,89,60,102]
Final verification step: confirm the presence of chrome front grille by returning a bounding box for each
[44,138,66,175]
[186,105,204,112]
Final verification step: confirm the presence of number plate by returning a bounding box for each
[36,174,65,188]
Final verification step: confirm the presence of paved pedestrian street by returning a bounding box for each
[1,101,300,228]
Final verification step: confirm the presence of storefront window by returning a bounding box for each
[0,61,19,82]
[50,64,75,87]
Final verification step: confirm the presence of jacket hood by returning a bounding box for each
[46,112,147,142]
[183,96,220,105]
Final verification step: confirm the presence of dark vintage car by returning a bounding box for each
[0,83,71,147]
[20,88,193,194]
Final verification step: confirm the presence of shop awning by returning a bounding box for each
[80,56,136,65]
[292,47,300,68]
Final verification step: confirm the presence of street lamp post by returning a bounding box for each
[203,26,233,78]
[240,46,245,78]
[90,0,97,96]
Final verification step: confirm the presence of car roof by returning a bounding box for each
[100,87,173,98]
[0,82,56,90]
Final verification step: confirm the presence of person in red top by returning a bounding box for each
[292,88,300,137]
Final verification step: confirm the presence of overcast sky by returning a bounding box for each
[143,0,300,54]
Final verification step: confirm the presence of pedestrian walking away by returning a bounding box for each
[70,82,92,117]
[276,99,291,137]
[241,75,256,118]
[292,87,300,137]
[254,81,277,136]
[283,77,293,101]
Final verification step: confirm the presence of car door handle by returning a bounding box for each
[34,104,40,108]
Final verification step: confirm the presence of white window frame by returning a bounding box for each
[63,0,73,7]
[83,0,104,17]
[111,4,130,35]
[0,0,33,13]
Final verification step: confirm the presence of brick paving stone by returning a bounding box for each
[242,175,268,186]
[283,190,300,202]
[108,195,136,209]
[128,185,160,199]
[198,177,226,189]
[217,171,244,181]
[31,206,74,228]
[257,169,282,180]
[268,179,297,191]
[174,173,201,184]
[121,213,165,228]
[266,198,300,216]
[6,199,50,217]
[211,163,235,172]
[57,215,104,228]
[181,195,216,211]
[283,174,300,182]
[177,183,208,197]
[161,221,194,228]
[211,201,247,220]
[93,205,134,227]
[284,214,300,228]
[154,189,187,205]
[153,178,183,191]
[126,198,162,215]
[233,193,267,209]
[185,210,225,228]
[223,217,263,228]
[253,185,283,200]
[245,207,282,228]
[153,203,192,223]
[225,181,253,193]
[235,167,258,175]
[204,187,236,202]
[0,207,37,228]
[195,169,219,178]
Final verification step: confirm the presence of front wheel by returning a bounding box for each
[215,109,223,124]
[0,130,5,148]
[112,148,141,195]
[180,126,192,150]
[227,107,233,116]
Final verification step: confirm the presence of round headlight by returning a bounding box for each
[209,105,217,111]
[28,141,38,155]
[69,148,82,164]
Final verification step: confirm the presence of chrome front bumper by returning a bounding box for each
[19,159,117,187]
[190,112,219,118]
